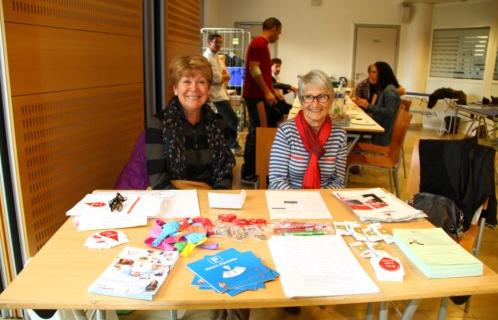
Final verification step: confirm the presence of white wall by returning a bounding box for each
[427,0,498,101]
[203,0,498,101]
[204,0,408,88]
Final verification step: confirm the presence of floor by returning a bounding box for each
[122,125,498,320]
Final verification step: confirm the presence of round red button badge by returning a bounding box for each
[379,257,400,271]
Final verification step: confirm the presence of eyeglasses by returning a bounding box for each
[109,192,127,212]
[301,94,330,103]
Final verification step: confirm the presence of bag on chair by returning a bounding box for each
[412,192,464,241]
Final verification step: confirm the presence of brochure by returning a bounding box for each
[88,246,179,300]
[332,188,426,222]
[187,248,278,296]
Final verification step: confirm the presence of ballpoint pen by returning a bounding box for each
[282,231,326,236]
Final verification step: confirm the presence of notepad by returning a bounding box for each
[393,228,483,278]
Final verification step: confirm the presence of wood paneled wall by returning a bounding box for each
[2,0,144,256]
[0,195,14,287]
[165,0,201,98]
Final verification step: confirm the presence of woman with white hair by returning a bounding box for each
[269,69,347,189]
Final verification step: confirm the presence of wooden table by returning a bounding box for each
[1,190,498,317]
[451,103,498,139]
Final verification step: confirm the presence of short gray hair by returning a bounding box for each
[298,70,335,100]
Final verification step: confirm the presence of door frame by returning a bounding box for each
[351,24,400,88]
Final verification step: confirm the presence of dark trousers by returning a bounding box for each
[214,100,239,148]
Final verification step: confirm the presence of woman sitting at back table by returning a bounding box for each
[269,70,347,189]
[352,61,401,146]
[146,54,235,190]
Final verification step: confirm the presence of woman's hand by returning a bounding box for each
[352,97,368,108]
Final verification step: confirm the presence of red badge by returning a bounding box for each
[99,230,119,241]
[379,257,400,271]
[85,202,105,207]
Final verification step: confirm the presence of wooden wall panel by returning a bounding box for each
[5,23,142,96]
[2,0,144,256]
[12,84,143,254]
[0,195,14,286]
[165,0,201,99]
[3,0,142,36]
[166,0,200,44]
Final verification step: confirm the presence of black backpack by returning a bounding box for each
[412,192,464,241]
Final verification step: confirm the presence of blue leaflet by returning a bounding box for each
[187,248,278,296]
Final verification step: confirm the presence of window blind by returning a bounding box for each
[430,27,490,80]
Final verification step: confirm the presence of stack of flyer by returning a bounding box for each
[332,188,426,223]
[187,248,279,296]
[393,228,483,278]
[88,246,179,300]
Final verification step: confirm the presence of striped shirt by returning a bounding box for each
[269,119,347,189]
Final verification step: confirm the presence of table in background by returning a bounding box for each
[288,99,384,153]
[1,190,498,319]
[450,103,498,140]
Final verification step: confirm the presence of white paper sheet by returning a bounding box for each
[265,190,331,219]
[92,190,200,218]
[84,191,173,217]
[208,190,246,209]
[77,209,148,231]
[268,235,379,298]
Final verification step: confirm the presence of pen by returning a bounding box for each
[282,231,326,236]
[127,196,141,214]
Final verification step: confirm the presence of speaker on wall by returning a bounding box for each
[400,3,412,23]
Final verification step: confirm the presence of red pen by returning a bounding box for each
[127,196,141,214]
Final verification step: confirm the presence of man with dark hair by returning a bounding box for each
[203,33,241,153]
[271,58,297,95]
[241,17,283,183]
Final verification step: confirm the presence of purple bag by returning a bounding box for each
[114,131,149,189]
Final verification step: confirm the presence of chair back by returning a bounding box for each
[255,127,277,189]
[405,139,486,254]
[387,107,412,164]
[405,140,420,201]
[257,101,268,127]
[400,99,412,112]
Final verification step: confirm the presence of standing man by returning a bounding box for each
[203,33,241,153]
[241,17,282,183]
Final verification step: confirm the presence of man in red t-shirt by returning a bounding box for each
[241,17,283,183]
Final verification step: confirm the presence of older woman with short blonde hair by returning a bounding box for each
[146,54,235,190]
[269,69,347,189]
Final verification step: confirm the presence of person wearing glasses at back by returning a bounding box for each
[268,70,347,189]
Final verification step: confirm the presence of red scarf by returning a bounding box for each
[294,110,332,189]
